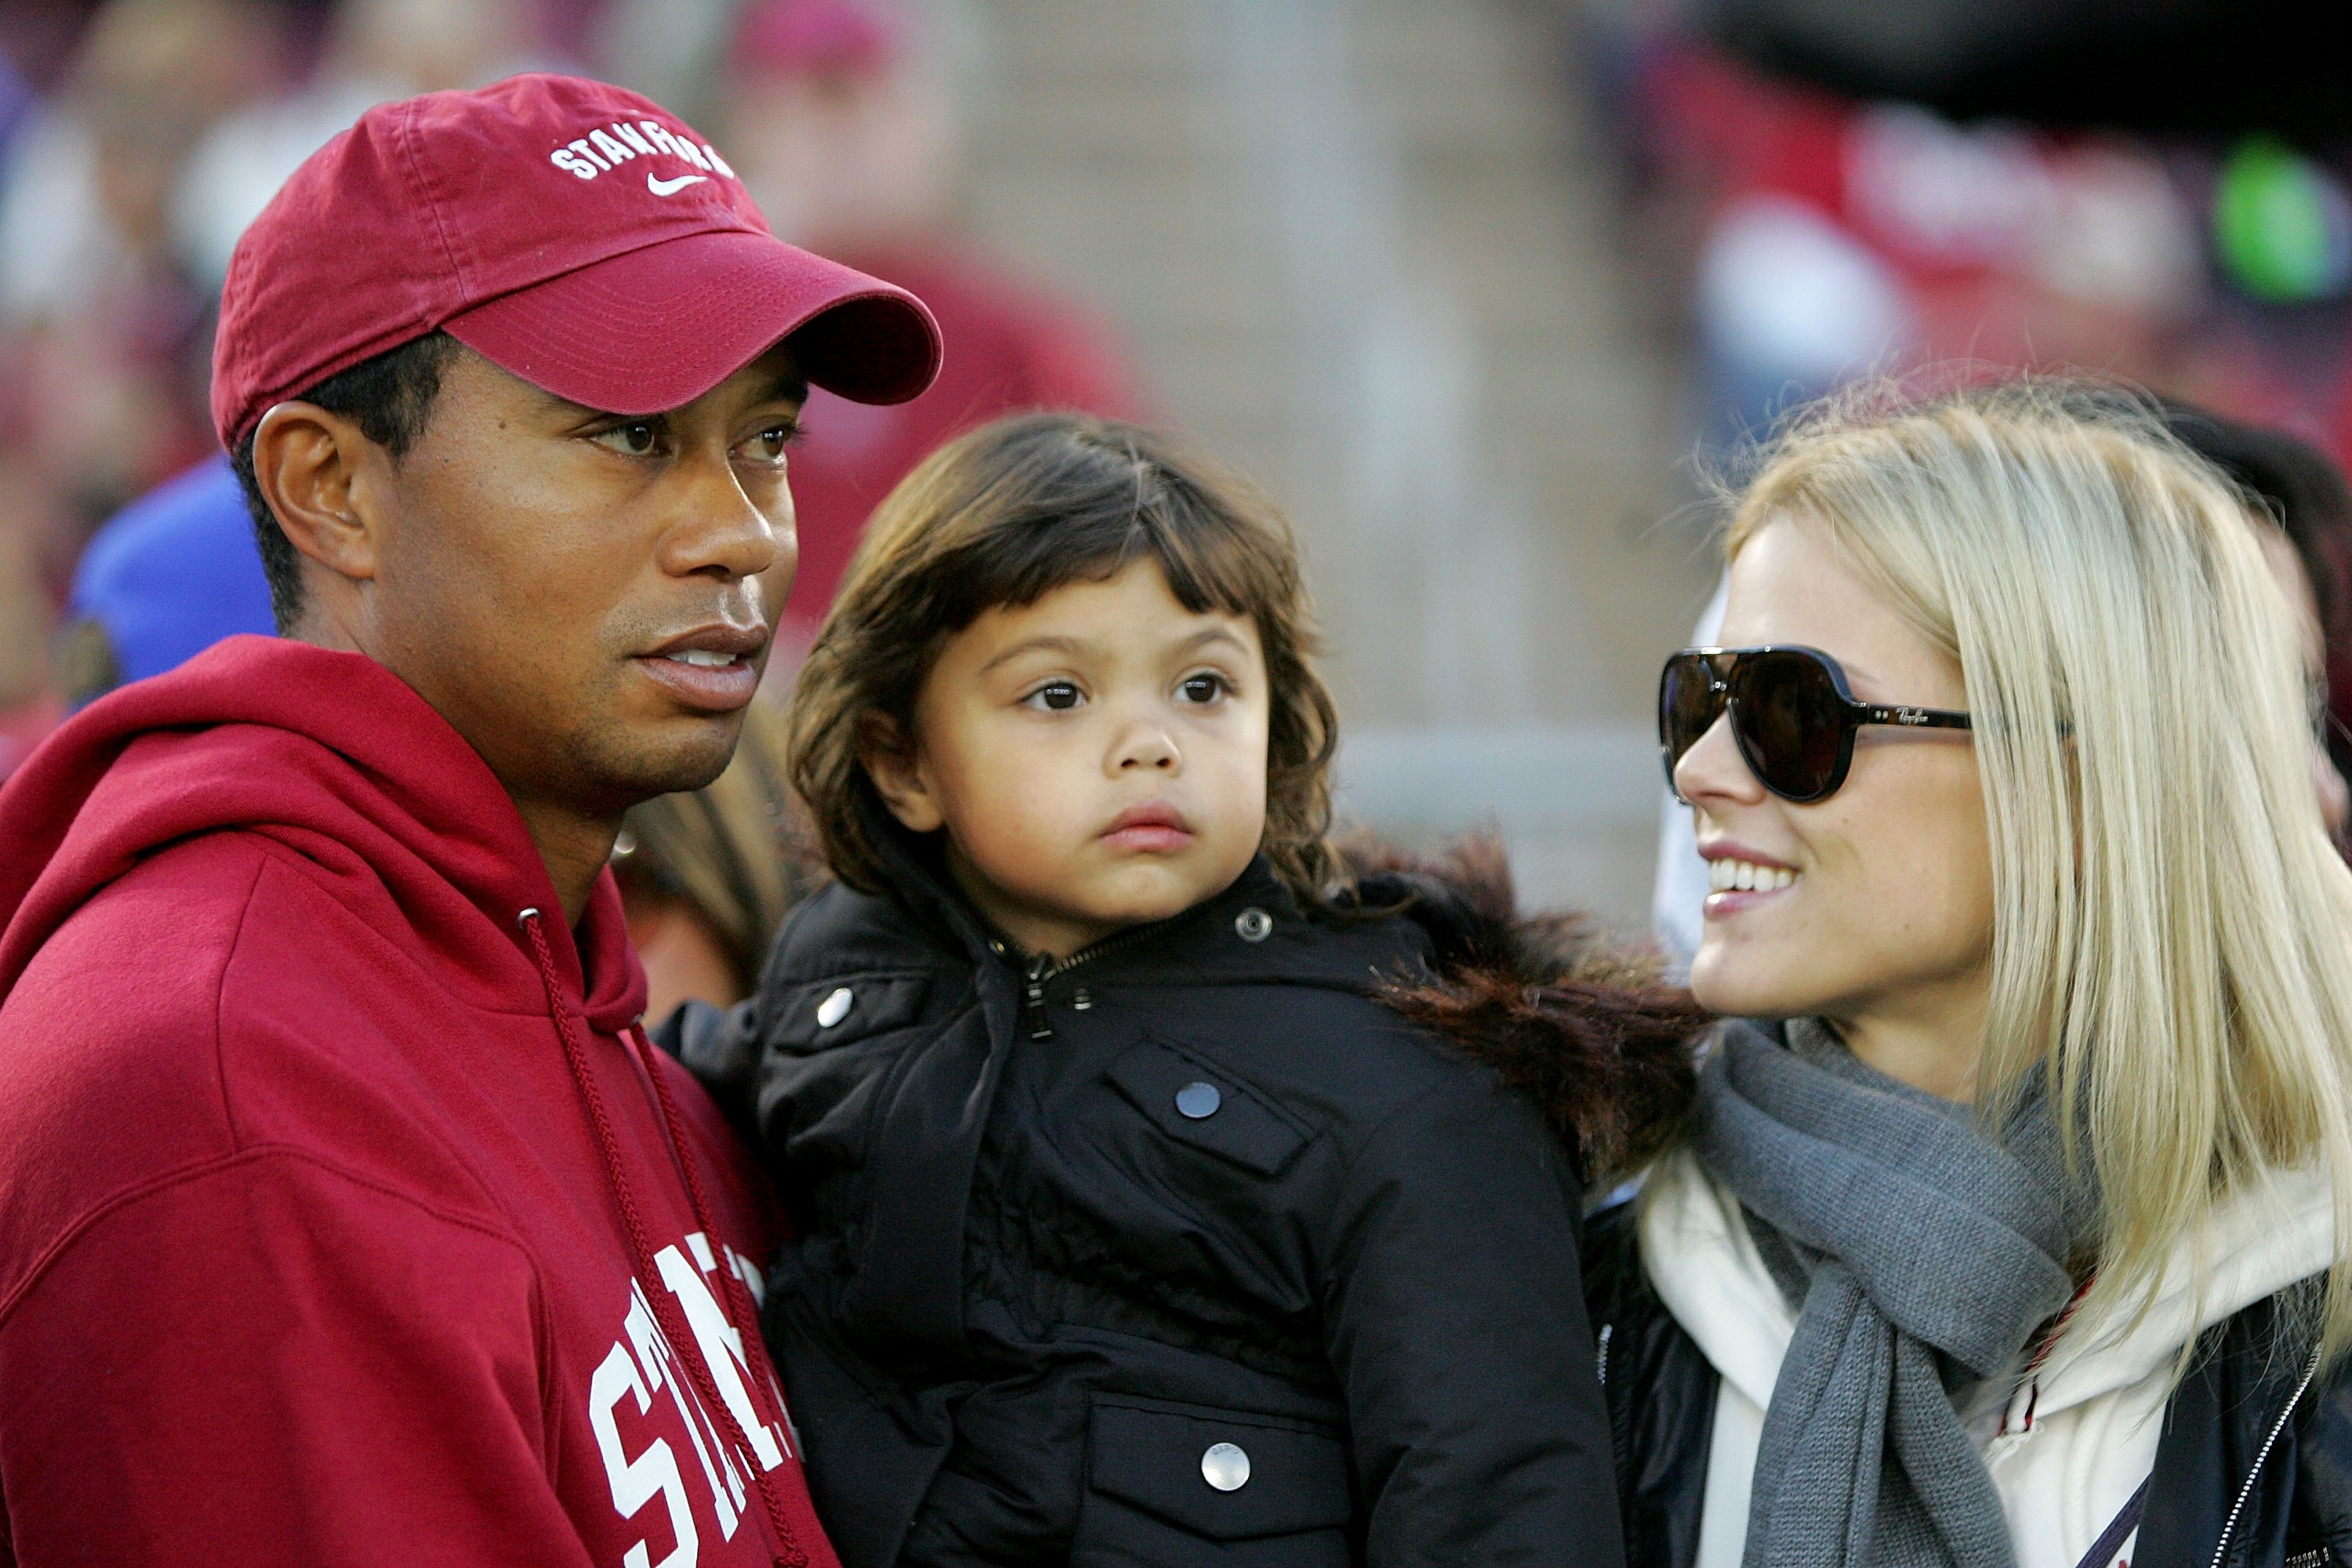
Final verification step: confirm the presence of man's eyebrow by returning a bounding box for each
[533,368,810,421]
[752,369,810,409]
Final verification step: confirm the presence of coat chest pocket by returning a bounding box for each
[1102,1038,1314,1177]
[766,971,931,1054]
[1076,1397,1355,1568]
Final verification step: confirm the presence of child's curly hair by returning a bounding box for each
[787,412,1346,906]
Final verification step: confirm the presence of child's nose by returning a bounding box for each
[1112,721,1181,773]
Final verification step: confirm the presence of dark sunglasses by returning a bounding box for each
[1660,645,1972,803]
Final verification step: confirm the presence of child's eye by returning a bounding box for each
[1022,681,1086,712]
[1177,672,1230,704]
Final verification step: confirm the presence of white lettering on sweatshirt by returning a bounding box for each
[589,1232,796,1566]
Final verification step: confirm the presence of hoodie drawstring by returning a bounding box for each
[519,909,807,1568]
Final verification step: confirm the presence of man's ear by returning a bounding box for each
[860,713,946,833]
[250,401,392,593]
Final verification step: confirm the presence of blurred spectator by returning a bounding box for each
[0,0,280,535]
[2161,401,2352,818]
[612,704,825,1018]
[0,45,32,160]
[0,0,285,779]
[1700,0,2351,142]
[714,0,1141,642]
[1599,16,2352,459]
[51,454,270,711]
[0,458,56,782]
[172,0,554,292]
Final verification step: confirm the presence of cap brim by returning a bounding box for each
[442,228,942,412]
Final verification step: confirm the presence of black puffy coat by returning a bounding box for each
[1577,1199,2352,1568]
[670,825,1699,1568]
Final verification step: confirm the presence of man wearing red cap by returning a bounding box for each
[0,75,938,1566]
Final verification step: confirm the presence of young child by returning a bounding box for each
[679,412,1696,1567]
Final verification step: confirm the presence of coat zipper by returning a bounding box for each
[1019,925,1156,1040]
[2206,1343,2324,1568]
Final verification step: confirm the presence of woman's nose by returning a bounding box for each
[1673,710,1763,805]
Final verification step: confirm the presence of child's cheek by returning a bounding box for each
[968,735,1091,881]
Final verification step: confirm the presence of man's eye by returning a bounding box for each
[738,424,799,464]
[1022,681,1084,712]
[1178,673,1229,704]
[593,421,661,456]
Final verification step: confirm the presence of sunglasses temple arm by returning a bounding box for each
[1857,704,1973,731]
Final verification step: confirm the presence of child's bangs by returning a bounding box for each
[946,485,1278,633]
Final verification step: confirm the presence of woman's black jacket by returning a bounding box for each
[1579,1199,2352,1568]
[666,832,1697,1568]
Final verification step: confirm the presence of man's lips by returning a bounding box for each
[1101,801,1193,854]
[633,622,769,713]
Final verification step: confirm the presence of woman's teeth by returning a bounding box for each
[667,648,738,667]
[1710,858,1797,892]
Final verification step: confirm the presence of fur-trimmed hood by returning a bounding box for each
[1345,837,1708,1187]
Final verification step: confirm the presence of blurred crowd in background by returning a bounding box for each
[1594,0,2352,724]
[1,0,2350,980]
[0,0,1139,780]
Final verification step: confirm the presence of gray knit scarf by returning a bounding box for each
[1692,1018,2100,1568]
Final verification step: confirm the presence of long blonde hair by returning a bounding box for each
[1726,379,2352,1357]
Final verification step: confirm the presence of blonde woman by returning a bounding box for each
[1582,384,2352,1568]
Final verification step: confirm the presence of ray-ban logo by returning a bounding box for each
[648,171,707,196]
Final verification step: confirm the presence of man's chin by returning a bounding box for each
[585,710,747,806]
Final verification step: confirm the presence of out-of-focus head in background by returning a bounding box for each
[718,0,955,258]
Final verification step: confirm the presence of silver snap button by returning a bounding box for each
[815,987,855,1029]
[1201,1441,1250,1491]
[1072,987,1094,1011]
[1235,907,1272,942]
[1175,1081,1222,1120]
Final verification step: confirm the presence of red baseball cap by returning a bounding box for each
[210,73,942,448]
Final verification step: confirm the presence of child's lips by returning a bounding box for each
[1102,803,1193,855]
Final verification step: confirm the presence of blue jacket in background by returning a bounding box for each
[58,456,273,709]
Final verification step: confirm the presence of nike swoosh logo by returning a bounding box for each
[648,172,709,196]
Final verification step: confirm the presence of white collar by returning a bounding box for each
[1640,1147,1797,1414]
[2031,1167,2334,1415]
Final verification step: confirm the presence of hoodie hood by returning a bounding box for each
[0,634,644,1027]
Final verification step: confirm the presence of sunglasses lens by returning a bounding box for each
[1732,651,1846,800]
[1661,654,1722,771]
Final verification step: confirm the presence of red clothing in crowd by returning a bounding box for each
[781,244,1138,630]
[0,636,836,1568]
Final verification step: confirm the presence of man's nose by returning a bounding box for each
[661,452,783,583]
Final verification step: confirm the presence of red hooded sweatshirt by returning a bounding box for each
[0,636,839,1568]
